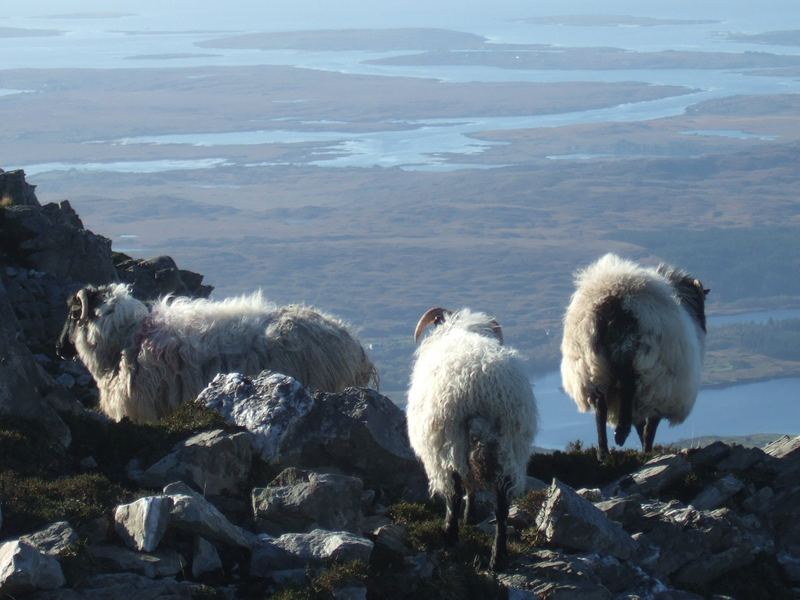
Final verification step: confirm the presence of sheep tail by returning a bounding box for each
[593,295,639,446]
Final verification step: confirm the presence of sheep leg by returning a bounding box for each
[594,391,610,461]
[614,369,636,447]
[489,476,512,572]
[643,417,661,452]
[635,422,646,446]
[463,491,477,525]
[444,471,464,546]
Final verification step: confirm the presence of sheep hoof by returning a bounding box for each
[596,448,609,462]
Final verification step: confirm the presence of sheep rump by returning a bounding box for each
[560,253,706,450]
[407,309,537,497]
[407,307,538,571]
[59,284,376,423]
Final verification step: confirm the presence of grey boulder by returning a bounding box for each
[252,467,364,535]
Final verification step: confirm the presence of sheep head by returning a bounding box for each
[414,306,504,345]
[56,286,106,359]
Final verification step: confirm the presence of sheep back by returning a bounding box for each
[407,313,537,497]
[560,253,705,427]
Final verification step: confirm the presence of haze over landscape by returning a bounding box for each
[3,0,799,449]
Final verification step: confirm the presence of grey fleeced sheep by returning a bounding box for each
[560,253,709,459]
[407,307,538,571]
[57,284,376,423]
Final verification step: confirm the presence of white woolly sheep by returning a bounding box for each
[560,253,709,460]
[407,307,538,571]
[57,284,376,423]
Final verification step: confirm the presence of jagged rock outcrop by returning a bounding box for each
[252,468,364,535]
[199,371,427,500]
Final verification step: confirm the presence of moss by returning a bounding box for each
[528,441,660,489]
[0,417,74,476]
[64,400,233,480]
[312,560,368,595]
[0,472,128,536]
[387,501,445,551]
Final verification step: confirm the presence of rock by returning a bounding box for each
[114,254,212,300]
[741,486,774,515]
[535,480,637,560]
[139,429,254,495]
[607,454,692,497]
[716,445,768,472]
[85,544,186,579]
[192,536,222,579]
[279,386,427,495]
[763,435,800,460]
[685,441,731,468]
[29,573,214,599]
[200,371,426,497]
[0,540,65,595]
[164,482,254,549]
[0,169,40,206]
[373,524,412,557]
[508,504,537,530]
[273,529,374,564]
[252,467,364,535]
[671,544,756,587]
[199,372,316,462]
[595,496,644,528]
[0,279,71,448]
[249,534,305,576]
[113,496,173,553]
[777,551,800,583]
[690,474,745,511]
[2,201,117,283]
[499,550,611,600]
[577,488,603,501]
[20,522,78,557]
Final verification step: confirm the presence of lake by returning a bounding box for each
[7,1,800,175]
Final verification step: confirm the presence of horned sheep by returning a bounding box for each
[560,253,709,459]
[57,284,377,423]
[407,307,538,571]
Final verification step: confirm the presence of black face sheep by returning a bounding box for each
[407,307,538,571]
[560,253,709,460]
[56,284,377,423]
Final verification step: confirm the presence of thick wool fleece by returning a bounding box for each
[407,309,538,498]
[560,253,705,427]
[72,284,375,423]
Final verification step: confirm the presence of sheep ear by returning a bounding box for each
[414,307,450,343]
[703,288,711,297]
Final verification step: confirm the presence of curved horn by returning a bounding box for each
[77,288,91,322]
[489,320,504,345]
[414,307,450,343]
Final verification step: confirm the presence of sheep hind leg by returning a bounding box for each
[593,391,610,461]
[643,417,661,453]
[489,476,512,572]
[635,422,646,446]
[614,367,636,447]
[444,471,464,546]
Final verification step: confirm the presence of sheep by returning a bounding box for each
[56,284,377,423]
[407,307,538,571]
[560,253,709,460]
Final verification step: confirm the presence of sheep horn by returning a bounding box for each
[77,288,91,322]
[414,307,450,343]
[489,320,504,345]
